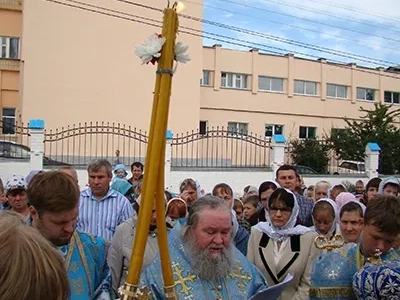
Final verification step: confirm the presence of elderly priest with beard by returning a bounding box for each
[140,195,268,299]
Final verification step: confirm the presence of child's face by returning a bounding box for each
[243,203,257,220]
[0,191,6,204]
[366,186,378,200]
[116,169,126,178]
[314,210,335,235]
[234,207,243,220]
[383,184,399,197]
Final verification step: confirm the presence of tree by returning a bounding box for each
[328,103,400,175]
[290,139,330,173]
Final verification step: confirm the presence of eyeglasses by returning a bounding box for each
[269,207,292,215]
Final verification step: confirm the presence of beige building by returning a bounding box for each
[1,0,400,141]
[200,46,400,140]
[0,0,22,134]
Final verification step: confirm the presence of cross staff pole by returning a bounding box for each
[119,3,180,300]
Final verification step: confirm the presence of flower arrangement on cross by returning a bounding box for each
[135,33,191,65]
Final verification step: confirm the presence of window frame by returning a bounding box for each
[356,87,375,101]
[221,72,248,89]
[299,126,316,139]
[384,91,400,104]
[227,121,248,136]
[0,36,19,59]
[293,80,318,96]
[326,83,348,99]
[2,107,16,135]
[258,76,284,92]
[264,124,284,138]
[201,70,211,86]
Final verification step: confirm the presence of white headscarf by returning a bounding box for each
[339,200,366,218]
[178,178,203,199]
[254,188,312,241]
[312,198,339,235]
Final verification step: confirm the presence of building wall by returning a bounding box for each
[199,45,400,139]
[20,0,203,133]
[0,2,22,128]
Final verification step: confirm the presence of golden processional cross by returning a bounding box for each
[119,2,188,299]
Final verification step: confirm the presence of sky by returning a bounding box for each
[193,0,400,68]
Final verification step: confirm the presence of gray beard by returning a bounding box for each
[182,235,234,281]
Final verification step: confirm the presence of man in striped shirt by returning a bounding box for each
[77,159,133,241]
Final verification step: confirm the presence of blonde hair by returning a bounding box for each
[0,211,70,300]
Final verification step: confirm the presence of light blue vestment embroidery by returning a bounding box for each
[139,232,267,299]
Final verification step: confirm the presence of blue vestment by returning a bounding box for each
[61,231,114,300]
[310,243,400,300]
[139,232,267,299]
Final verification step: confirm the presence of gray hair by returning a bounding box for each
[186,195,231,229]
[87,159,112,173]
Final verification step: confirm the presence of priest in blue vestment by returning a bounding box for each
[27,171,114,300]
[140,195,268,299]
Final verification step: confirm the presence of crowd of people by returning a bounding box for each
[0,160,399,300]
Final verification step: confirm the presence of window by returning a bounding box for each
[327,84,348,99]
[0,37,19,59]
[357,88,375,101]
[331,128,347,138]
[227,122,248,135]
[258,76,284,92]
[2,108,16,134]
[264,124,284,137]
[384,91,400,104]
[201,70,210,86]
[294,80,317,95]
[221,72,248,89]
[199,120,208,135]
[299,126,316,139]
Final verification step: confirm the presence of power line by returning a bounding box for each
[187,0,400,54]
[263,0,400,35]
[300,0,400,23]
[117,0,398,66]
[202,0,400,44]
[42,0,400,81]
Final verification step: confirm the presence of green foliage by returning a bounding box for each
[341,180,356,193]
[290,139,330,173]
[328,103,400,175]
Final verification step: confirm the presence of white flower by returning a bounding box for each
[174,41,191,64]
[135,34,166,64]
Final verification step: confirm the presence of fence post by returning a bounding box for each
[365,142,380,179]
[270,134,287,178]
[29,119,45,171]
[165,129,173,190]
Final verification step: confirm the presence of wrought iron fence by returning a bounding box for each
[170,127,271,168]
[0,120,31,160]
[44,122,148,166]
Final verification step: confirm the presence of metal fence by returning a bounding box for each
[44,122,148,166]
[0,120,364,172]
[170,128,271,168]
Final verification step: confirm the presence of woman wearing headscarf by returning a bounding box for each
[338,200,366,244]
[311,198,341,238]
[247,188,319,300]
